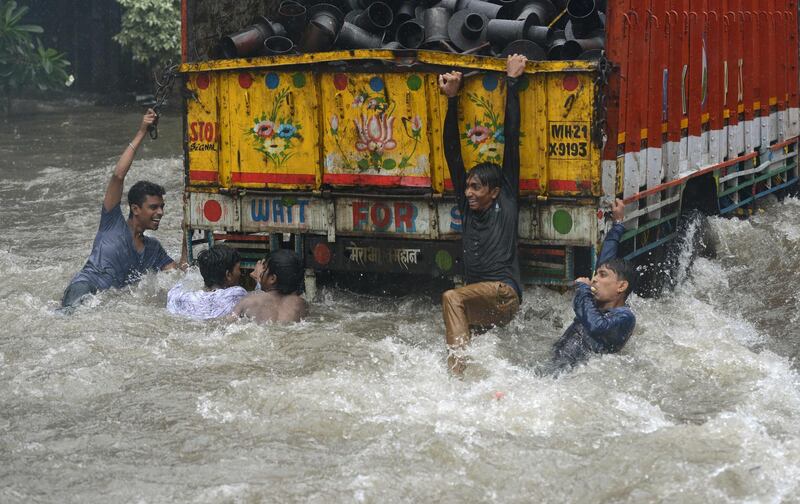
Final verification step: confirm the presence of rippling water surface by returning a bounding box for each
[2,103,800,503]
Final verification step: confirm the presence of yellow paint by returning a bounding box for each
[640,128,648,140]
[681,118,688,129]
[701,113,709,123]
[179,49,597,74]
[182,52,598,195]
[186,73,219,186]
[219,70,319,189]
[754,100,761,110]
[617,132,626,144]
[769,97,777,106]
[319,72,432,182]
[544,72,597,195]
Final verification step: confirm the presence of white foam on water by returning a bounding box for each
[3,107,800,502]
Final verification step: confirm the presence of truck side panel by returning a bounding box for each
[605,0,800,261]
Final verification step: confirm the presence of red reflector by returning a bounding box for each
[203,200,222,222]
[563,75,579,92]
[313,243,332,266]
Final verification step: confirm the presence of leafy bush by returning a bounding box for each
[0,1,72,107]
[114,0,181,67]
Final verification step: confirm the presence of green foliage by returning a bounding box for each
[114,0,180,66]
[0,1,71,96]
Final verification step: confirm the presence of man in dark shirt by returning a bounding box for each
[551,199,637,370]
[61,110,183,310]
[438,54,527,374]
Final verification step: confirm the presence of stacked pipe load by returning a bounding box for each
[217,0,605,61]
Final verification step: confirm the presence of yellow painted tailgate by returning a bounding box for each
[185,72,219,186]
[182,51,598,196]
[318,72,433,188]
[219,69,319,189]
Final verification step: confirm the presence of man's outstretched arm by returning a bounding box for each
[439,71,467,206]
[103,109,157,212]
[597,199,626,265]
[502,54,526,194]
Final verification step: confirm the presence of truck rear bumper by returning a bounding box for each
[185,190,600,244]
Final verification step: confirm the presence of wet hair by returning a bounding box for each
[128,180,166,210]
[598,257,636,298]
[196,245,240,288]
[466,162,502,190]
[265,249,304,295]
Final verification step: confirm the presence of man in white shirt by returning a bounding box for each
[167,245,247,320]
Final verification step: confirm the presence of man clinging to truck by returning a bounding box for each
[60,110,184,311]
[550,198,637,370]
[437,54,527,375]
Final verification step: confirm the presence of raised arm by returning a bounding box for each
[597,199,626,265]
[103,109,157,212]
[439,72,467,205]
[502,54,526,194]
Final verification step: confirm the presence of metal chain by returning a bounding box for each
[591,53,612,150]
[148,63,180,140]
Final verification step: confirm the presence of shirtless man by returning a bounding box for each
[232,250,307,323]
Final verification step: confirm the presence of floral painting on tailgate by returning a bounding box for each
[247,87,303,167]
[326,75,428,175]
[462,92,505,165]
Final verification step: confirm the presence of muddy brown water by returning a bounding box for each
[1,101,799,502]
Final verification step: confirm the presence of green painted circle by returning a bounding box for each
[552,209,573,235]
[407,74,422,91]
[435,250,453,272]
[292,73,306,88]
[517,75,530,91]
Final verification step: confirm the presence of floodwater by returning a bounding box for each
[1,101,800,503]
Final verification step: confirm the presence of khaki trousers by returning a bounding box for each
[442,281,520,348]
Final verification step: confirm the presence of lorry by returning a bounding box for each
[177,0,799,295]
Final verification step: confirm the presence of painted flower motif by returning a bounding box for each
[263,136,287,154]
[253,120,275,138]
[410,115,422,134]
[352,94,365,108]
[468,125,491,144]
[493,127,505,143]
[325,153,337,169]
[354,114,396,154]
[330,115,339,134]
[367,98,379,110]
[277,123,297,139]
[479,141,499,156]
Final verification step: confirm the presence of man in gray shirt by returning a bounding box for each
[61,110,181,310]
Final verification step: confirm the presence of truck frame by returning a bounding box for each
[178,0,800,294]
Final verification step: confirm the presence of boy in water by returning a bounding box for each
[551,199,637,369]
[437,54,527,374]
[232,250,307,323]
[167,245,247,320]
[61,110,182,311]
